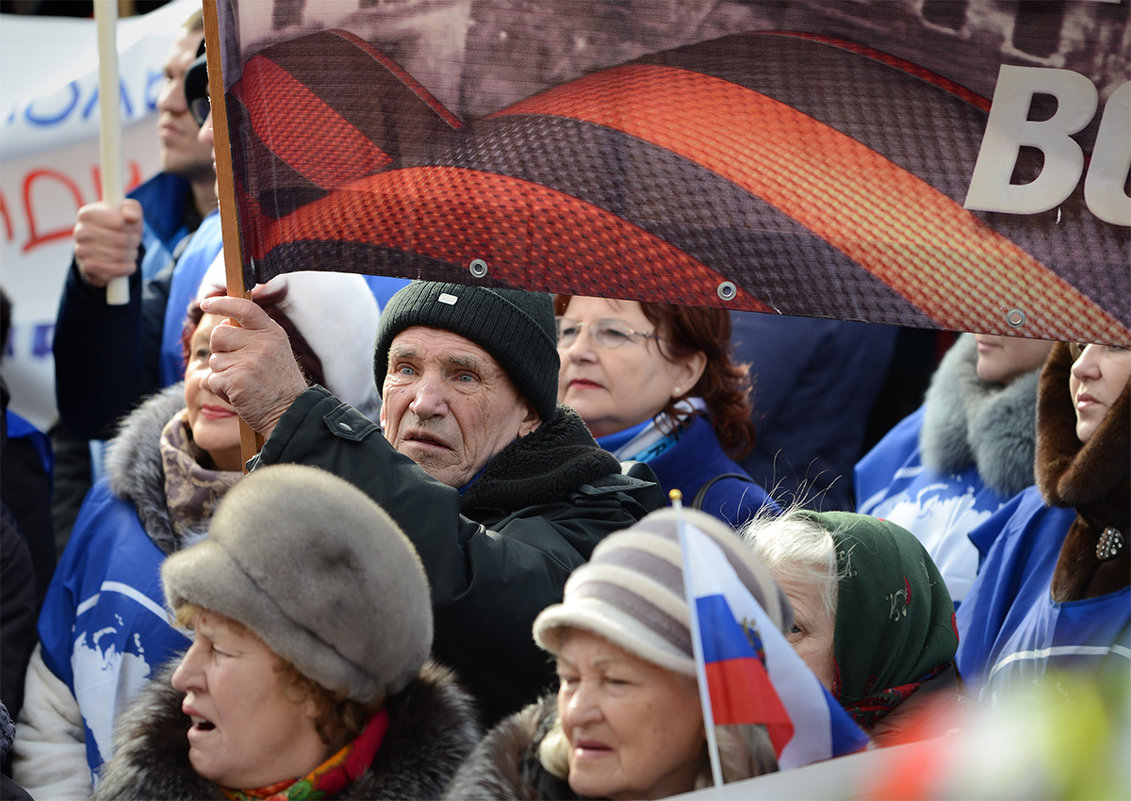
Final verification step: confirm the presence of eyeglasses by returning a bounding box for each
[189,95,211,128]
[556,318,662,349]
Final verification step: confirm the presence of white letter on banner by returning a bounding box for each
[1085,81,1131,227]
[965,65,1097,215]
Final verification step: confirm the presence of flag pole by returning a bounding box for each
[673,489,725,788]
[201,0,263,469]
[94,0,128,306]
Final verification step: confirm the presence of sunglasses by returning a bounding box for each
[189,95,210,128]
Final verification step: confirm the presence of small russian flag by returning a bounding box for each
[678,518,870,779]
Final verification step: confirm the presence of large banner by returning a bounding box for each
[0,0,200,430]
[214,0,1129,346]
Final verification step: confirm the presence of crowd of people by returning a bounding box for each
[0,7,1127,801]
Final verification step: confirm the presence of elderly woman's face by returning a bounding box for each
[557,297,702,439]
[171,611,327,789]
[778,578,837,691]
[556,629,704,801]
[1070,344,1131,445]
[184,314,242,471]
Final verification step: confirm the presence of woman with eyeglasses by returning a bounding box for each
[955,341,1129,697]
[555,295,778,526]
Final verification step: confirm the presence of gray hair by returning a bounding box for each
[741,508,841,618]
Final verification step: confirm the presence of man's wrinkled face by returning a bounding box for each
[380,327,540,487]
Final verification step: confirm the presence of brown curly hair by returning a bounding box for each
[554,296,757,459]
[181,283,326,388]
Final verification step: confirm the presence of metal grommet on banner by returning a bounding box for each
[716,281,737,301]
[469,258,489,278]
[1006,308,1026,328]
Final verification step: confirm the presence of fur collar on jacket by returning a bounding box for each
[104,384,194,555]
[919,334,1040,495]
[443,695,575,801]
[463,405,622,512]
[1036,343,1130,601]
[93,660,481,801]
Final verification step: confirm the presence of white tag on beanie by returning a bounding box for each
[438,292,458,305]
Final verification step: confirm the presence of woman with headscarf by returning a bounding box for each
[955,342,1129,694]
[556,295,778,526]
[444,507,794,800]
[14,263,382,799]
[93,463,479,799]
[746,509,960,745]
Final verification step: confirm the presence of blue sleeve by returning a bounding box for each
[853,406,925,512]
[53,259,155,440]
[953,491,1039,683]
[158,214,223,387]
[36,482,190,773]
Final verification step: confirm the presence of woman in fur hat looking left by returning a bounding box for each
[15,259,384,799]
[93,464,480,800]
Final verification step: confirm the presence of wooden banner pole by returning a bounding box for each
[93,0,129,305]
[202,0,264,468]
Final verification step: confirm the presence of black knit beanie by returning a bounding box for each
[373,281,559,422]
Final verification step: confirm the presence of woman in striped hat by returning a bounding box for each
[444,507,791,800]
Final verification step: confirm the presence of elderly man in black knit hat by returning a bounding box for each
[199,281,663,725]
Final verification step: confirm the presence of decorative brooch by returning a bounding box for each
[1096,527,1125,561]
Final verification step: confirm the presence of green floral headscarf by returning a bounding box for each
[797,511,958,730]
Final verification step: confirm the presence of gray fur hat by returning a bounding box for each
[534,507,791,676]
[372,281,559,422]
[162,464,432,702]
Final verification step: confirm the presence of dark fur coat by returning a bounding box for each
[93,660,481,800]
[442,696,576,801]
[1036,343,1130,601]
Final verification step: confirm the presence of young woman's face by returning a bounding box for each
[556,297,703,439]
[170,611,327,789]
[1069,344,1131,445]
[556,629,705,800]
[973,334,1053,385]
[183,314,242,471]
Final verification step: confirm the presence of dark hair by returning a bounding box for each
[554,295,757,459]
[0,287,11,354]
[182,284,326,387]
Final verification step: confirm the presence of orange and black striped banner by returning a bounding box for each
[217,4,1129,344]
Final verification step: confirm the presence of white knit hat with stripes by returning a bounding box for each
[533,508,791,676]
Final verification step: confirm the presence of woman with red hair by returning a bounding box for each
[556,295,777,526]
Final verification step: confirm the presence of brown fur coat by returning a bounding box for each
[93,660,481,800]
[1036,343,1129,602]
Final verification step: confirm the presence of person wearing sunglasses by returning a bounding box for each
[54,13,220,445]
[556,295,778,526]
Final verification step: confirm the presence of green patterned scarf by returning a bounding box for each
[797,511,958,731]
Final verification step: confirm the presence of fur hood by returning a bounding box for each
[919,334,1040,496]
[1036,343,1129,602]
[93,659,481,800]
[104,384,194,555]
[443,695,575,801]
